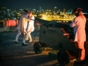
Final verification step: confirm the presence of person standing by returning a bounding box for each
[15,10,29,43]
[22,11,35,46]
[70,8,86,61]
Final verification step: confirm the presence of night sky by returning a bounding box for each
[0,0,88,12]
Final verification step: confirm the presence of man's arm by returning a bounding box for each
[22,17,27,33]
[27,16,35,21]
[70,17,78,28]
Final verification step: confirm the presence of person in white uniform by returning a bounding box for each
[21,11,35,46]
[15,10,29,43]
[70,8,86,61]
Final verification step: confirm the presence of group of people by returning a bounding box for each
[15,8,87,62]
[15,10,35,46]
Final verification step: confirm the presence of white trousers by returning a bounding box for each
[15,30,21,42]
[26,32,32,42]
[22,32,32,44]
[15,30,32,44]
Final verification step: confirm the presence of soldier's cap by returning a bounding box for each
[23,10,29,13]
[72,7,82,14]
[23,10,32,14]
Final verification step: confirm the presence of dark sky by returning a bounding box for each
[0,0,88,12]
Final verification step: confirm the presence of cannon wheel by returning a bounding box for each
[57,50,70,65]
[33,42,43,54]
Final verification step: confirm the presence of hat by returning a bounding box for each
[23,10,29,13]
[27,11,32,14]
[72,8,82,14]
[23,10,32,14]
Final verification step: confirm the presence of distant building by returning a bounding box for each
[66,12,72,14]
[0,6,6,11]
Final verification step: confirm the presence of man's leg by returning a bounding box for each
[78,42,85,61]
[28,32,32,42]
[22,32,27,46]
[15,30,21,42]
[22,37,26,44]
[25,34,28,41]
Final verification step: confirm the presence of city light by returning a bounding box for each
[0,7,88,23]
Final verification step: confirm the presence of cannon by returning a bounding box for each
[33,18,88,65]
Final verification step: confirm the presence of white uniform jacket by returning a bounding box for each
[17,13,28,30]
[70,16,86,42]
[21,16,35,33]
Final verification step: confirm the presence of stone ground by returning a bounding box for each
[0,28,59,66]
[0,27,88,66]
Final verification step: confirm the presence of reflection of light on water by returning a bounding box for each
[83,12,88,14]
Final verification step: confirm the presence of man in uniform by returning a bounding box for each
[15,10,29,43]
[21,11,35,46]
[70,8,86,61]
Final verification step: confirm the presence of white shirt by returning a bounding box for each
[23,16,35,33]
